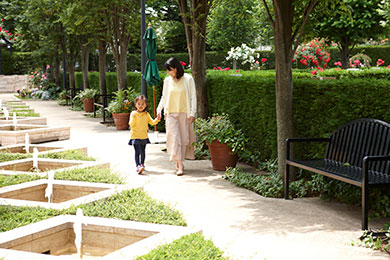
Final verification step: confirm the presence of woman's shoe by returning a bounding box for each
[176,169,184,176]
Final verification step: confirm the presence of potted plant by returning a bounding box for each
[106,89,137,130]
[74,89,98,112]
[195,113,247,171]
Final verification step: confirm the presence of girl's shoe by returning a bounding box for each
[176,169,184,176]
[136,166,144,175]
[140,164,145,171]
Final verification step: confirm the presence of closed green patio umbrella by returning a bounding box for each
[144,24,161,86]
[143,24,161,130]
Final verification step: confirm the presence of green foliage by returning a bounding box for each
[223,167,314,198]
[195,114,247,153]
[0,189,186,232]
[207,0,260,51]
[355,227,390,253]
[106,88,137,114]
[312,0,385,45]
[136,233,227,259]
[54,166,125,184]
[74,88,98,100]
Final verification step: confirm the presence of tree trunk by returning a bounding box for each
[68,47,76,92]
[177,0,212,118]
[116,41,128,90]
[274,0,295,177]
[54,55,60,87]
[340,36,351,69]
[79,36,90,90]
[98,39,107,103]
[191,29,208,118]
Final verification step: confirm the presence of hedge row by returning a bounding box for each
[207,70,390,160]
[71,69,390,161]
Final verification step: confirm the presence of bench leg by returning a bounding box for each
[284,163,290,199]
[362,184,368,230]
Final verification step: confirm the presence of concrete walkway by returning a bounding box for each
[2,93,389,260]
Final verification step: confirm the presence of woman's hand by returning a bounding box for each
[189,116,195,124]
[157,113,162,120]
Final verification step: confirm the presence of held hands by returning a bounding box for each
[157,113,162,121]
[189,116,194,124]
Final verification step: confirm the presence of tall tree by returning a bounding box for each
[177,0,213,118]
[261,0,334,176]
[311,0,385,69]
[207,0,259,51]
[105,0,139,90]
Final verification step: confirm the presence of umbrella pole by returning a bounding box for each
[153,86,157,132]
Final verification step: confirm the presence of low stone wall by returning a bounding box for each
[0,75,28,93]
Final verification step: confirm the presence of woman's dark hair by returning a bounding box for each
[164,57,184,79]
[134,94,148,112]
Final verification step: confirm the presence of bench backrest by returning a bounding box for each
[325,119,390,172]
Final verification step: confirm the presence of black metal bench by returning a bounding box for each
[93,94,114,124]
[285,118,390,230]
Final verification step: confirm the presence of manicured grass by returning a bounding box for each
[0,189,186,232]
[136,232,228,259]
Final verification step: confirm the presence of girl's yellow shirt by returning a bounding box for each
[129,111,159,139]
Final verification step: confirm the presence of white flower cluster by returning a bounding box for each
[226,44,259,65]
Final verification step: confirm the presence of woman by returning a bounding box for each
[157,57,197,176]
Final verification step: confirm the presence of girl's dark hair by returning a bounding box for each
[164,57,184,79]
[134,94,148,112]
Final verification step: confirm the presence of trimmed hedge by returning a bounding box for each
[207,70,390,161]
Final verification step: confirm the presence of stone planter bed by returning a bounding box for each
[0,116,47,125]
[0,179,129,209]
[0,215,195,259]
[0,158,109,176]
[0,124,71,146]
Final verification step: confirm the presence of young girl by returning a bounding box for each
[129,94,160,174]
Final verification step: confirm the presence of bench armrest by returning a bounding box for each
[362,155,390,186]
[363,155,390,162]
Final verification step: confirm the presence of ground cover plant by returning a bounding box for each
[354,226,390,254]
[0,174,42,188]
[136,232,228,259]
[0,149,95,163]
[39,149,96,161]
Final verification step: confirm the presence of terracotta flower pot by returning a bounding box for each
[207,140,238,171]
[82,98,94,113]
[112,113,130,130]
